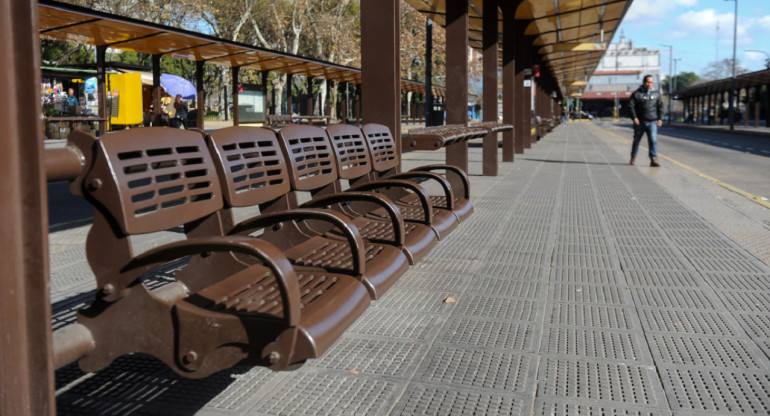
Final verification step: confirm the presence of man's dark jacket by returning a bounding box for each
[628,86,663,122]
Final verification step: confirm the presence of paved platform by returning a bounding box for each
[50,122,770,415]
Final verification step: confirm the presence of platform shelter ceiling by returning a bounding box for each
[403,0,633,97]
[38,0,444,96]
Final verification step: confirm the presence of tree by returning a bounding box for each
[662,71,699,93]
[700,58,748,81]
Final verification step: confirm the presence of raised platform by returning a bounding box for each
[50,122,770,415]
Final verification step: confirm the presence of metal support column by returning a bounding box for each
[445,0,469,171]
[361,0,401,152]
[522,46,533,148]
[355,84,362,126]
[424,18,433,127]
[151,54,161,128]
[271,74,276,115]
[261,71,269,118]
[97,45,108,135]
[0,1,55,413]
[754,87,760,127]
[286,73,293,115]
[232,66,240,126]
[340,82,348,124]
[196,60,205,130]
[306,77,314,115]
[765,83,769,128]
[482,0,499,175]
[513,22,528,154]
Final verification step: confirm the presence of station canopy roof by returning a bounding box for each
[675,68,770,98]
[403,0,633,97]
[38,0,444,96]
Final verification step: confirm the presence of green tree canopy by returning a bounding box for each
[663,71,699,93]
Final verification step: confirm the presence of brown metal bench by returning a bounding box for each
[326,123,463,240]
[470,121,514,134]
[401,124,488,150]
[535,116,556,139]
[267,114,293,127]
[279,125,438,264]
[51,128,371,377]
[206,126,409,299]
[362,123,474,228]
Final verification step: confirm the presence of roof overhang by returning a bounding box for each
[403,0,633,97]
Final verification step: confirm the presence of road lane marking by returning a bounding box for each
[596,124,770,210]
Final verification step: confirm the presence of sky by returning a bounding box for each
[615,0,770,77]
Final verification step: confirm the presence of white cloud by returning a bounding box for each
[752,15,770,32]
[675,9,732,31]
[625,0,699,22]
[674,9,762,47]
[744,51,766,60]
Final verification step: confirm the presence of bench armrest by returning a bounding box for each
[386,171,455,210]
[301,192,405,246]
[348,179,433,225]
[108,237,301,326]
[409,164,470,200]
[230,209,366,276]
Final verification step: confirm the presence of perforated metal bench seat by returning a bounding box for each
[363,123,474,226]
[470,121,514,133]
[401,125,489,150]
[207,126,410,299]
[62,127,372,377]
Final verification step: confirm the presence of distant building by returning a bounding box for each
[579,32,662,118]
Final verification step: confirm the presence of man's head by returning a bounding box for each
[68,87,75,96]
[642,75,654,90]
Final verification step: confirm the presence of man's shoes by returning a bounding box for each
[630,156,636,165]
[650,158,660,167]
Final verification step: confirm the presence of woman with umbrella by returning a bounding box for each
[160,74,195,128]
[169,94,188,129]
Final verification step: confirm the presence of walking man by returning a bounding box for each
[628,74,663,167]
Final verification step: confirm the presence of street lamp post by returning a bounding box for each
[661,44,673,125]
[727,0,738,130]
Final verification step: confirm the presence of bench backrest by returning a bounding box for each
[206,126,292,208]
[324,124,373,180]
[83,128,223,236]
[277,125,339,191]
[360,123,400,173]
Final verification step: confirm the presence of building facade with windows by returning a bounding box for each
[580,33,661,118]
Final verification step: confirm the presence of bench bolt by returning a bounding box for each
[183,351,198,365]
[88,178,103,191]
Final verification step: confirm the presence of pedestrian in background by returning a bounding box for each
[628,74,663,167]
[170,94,188,129]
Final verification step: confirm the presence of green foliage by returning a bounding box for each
[41,40,93,66]
[663,71,699,92]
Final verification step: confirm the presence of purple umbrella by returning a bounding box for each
[160,73,196,99]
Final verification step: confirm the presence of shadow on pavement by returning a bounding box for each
[48,181,93,232]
